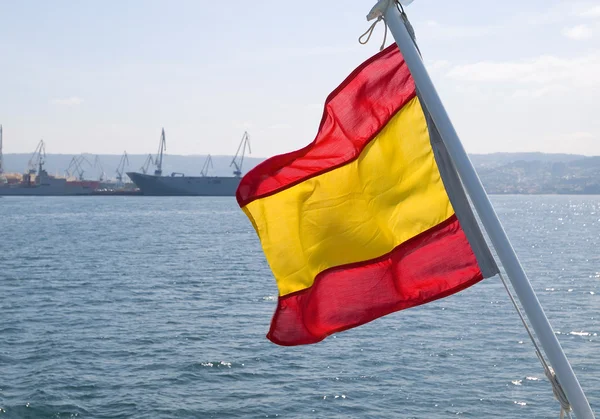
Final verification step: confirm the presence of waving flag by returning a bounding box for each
[237,44,498,346]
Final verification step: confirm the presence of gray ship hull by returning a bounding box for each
[0,180,96,196]
[127,172,240,196]
[0,187,94,196]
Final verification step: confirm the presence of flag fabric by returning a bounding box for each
[236,44,498,346]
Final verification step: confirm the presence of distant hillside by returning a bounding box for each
[469,152,587,168]
[3,152,599,194]
[471,154,600,194]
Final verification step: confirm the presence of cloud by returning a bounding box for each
[546,131,598,155]
[238,44,362,63]
[446,53,600,87]
[562,24,593,40]
[507,2,600,27]
[305,103,324,111]
[427,59,451,72]
[266,123,291,131]
[578,5,600,18]
[268,45,360,58]
[511,84,570,98]
[569,131,595,140]
[50,96,84,106]
[419,20,498,40]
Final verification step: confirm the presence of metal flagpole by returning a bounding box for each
[370,1,595,418]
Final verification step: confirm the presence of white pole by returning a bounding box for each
[377,2,595,418]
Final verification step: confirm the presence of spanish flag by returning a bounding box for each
[237,44,498,346]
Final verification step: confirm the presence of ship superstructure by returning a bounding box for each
[127,130,251,196]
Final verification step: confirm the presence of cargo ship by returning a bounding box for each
[126,129,251,196]
[0,138,100,196]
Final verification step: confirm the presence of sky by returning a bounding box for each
[0,0,599,157]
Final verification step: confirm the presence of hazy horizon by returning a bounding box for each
[3,150,600,158]
[1,1,599,156]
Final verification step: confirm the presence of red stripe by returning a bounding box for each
[236,44,415,208]
[266,215,484,346]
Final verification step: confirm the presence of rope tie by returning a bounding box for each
[400,10,416,45]
[499,272,572,418]
[359,0,421,57]
[545,366,572,419]
[396,1,421,57]
[358,16,388,51]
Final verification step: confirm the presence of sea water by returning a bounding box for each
[1,195,599,418]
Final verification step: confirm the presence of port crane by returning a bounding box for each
[230,131,251,177]
[116,151,129,183]
[200,155,213,177]
[94,155,106,181]
[140,154,154,174]
[66,155,91,180]
[154,128,166,176]
[28,140,46,175]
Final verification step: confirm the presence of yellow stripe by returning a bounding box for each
[244,96,454,296]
